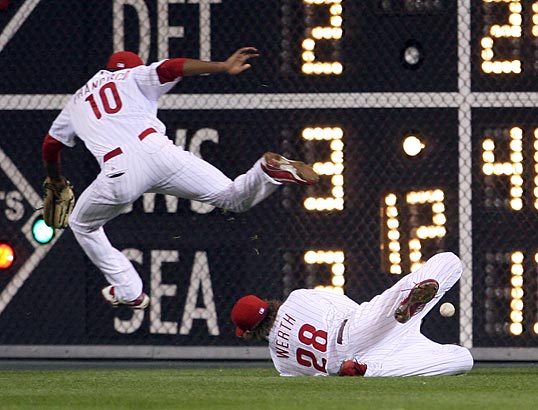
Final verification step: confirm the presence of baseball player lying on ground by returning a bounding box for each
[42,48,319,310]
[232,252,474,377]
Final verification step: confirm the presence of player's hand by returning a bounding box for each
[45,175,68,191]
[224,47,259,75]
[338,360,368,377]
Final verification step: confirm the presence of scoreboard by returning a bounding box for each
[0,0,537,359]
[0,0,459,93]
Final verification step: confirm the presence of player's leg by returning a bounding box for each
[393,252,462,322]
[342,252,462,351]
[362,333,474,377]
[68,175,147,304]
[152,147,282,212]
[372,252,461,321]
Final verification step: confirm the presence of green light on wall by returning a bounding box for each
[32,218,54,244]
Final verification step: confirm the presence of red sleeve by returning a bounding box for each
[156,58,187,84]
[42,134,65,162]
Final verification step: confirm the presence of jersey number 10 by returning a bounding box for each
[85,82,123,119]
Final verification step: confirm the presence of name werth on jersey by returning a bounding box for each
[274,313,297,359]
[74,70,130,102]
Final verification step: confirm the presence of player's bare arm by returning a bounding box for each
[182,47,259,77]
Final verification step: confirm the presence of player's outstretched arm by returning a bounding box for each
[182,47,259,77]
[42,134,66,184]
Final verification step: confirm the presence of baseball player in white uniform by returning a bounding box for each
[232,252,473,377]
[42,48,319,309]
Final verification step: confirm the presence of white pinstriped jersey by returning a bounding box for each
[48,62,180,166]
[267,289,359,376]
[266,253,474,377]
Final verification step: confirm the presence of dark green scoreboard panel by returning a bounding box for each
[1,0,537,355]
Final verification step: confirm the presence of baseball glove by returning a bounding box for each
[42,177,75,229]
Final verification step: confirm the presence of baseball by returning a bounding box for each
[440,302,455,317]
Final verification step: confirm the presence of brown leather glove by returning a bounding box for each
[42,177,75,229]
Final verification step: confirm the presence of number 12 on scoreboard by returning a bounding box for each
[380,189,448,275]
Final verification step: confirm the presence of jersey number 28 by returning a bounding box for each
[296,324,328,373]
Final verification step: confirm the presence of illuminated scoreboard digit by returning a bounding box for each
[472,109,538,345]
[473,0,538,90]
[481,126,524,210]
[479,0,522,75]
[302,126,345,212]
[300,0,344,76]
[382,188,447,275]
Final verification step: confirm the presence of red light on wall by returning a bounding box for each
[0,1,9,11]
[0,243,15,269]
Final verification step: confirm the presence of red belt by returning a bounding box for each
[103,127,157,162]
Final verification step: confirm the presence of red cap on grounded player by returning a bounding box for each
[231,295,268,337]
[106,51,144,70]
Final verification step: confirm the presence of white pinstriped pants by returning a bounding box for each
[338,252,474,376]
[69,135,279,302]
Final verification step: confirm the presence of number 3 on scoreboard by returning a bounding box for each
[295,323,328,373]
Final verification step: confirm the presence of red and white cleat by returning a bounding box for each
[101,285,150,310]
[261,152,319,185]
[394,279,439,324]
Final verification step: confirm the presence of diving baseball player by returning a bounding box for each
[232,252,473,377]
[42,48,319,309]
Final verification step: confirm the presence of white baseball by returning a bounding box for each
[439,302,455,317]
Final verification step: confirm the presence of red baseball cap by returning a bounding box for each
[231,295,268,337]
[106,51,144,70]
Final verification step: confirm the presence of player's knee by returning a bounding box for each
[458,348,474,375]
[432,252,462,278]
[68,213,90,235]
[441,345,474,375]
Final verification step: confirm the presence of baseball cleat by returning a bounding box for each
[101,285,150,310]
[394,279,439,324]
[261,152,319,185]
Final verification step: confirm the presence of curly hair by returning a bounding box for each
[247,300,282,341]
